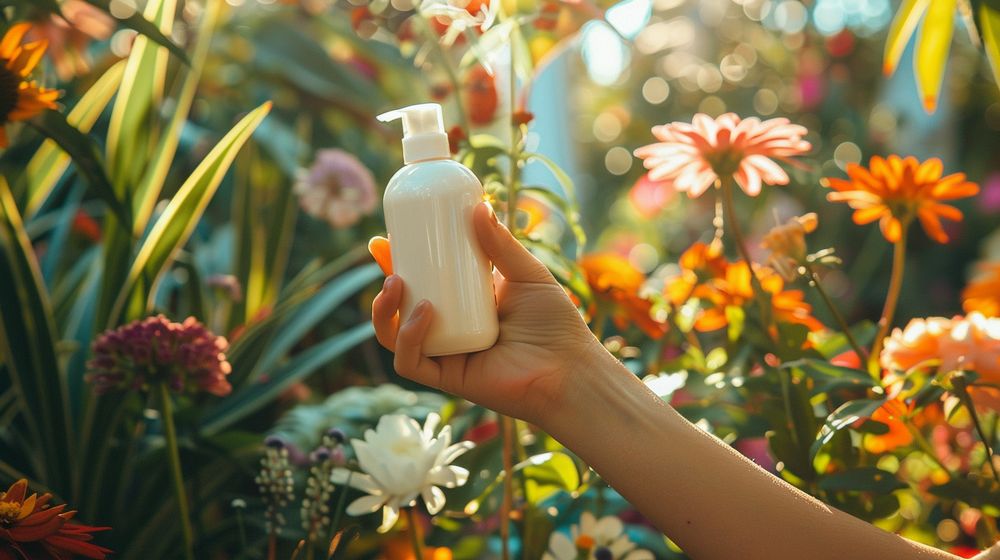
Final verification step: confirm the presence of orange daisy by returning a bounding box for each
[962,262,1000,318]
[863,398,913,454]
[580,252,666,339]
[692,262,823,333]
[823,155,978,243]
[665,240,727,307]
[0,479,112,559]
[0,23,60,148]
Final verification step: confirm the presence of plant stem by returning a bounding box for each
[328,471,352,544]
[405,508,424,560]
[497,43,523,560]
[719,178,776,343]
[420,19,471,135]
[904,420,952,477]
[870,230,908,373]
[953,375,1000,485]
[804,264,868,367]
[159,383,195,560]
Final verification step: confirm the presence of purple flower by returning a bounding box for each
[294,149,378,229]
[86,315,232,396]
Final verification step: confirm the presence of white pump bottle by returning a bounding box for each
[378,103,500,356]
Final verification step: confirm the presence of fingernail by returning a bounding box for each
[486,202,499,225]
[384,275,398,289]
[412,300,430,318]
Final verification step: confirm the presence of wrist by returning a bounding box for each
[540,341,647,442]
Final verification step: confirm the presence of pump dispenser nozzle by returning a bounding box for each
[377,103,450,164]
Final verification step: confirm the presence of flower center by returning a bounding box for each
[594,547,614,560]
[0,63,19,122]
[575,534,596,550]
[706,148,744,179]
[0,501,22,525]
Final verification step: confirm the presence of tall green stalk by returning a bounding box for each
[953,374,1000,485]
[158,383,195,560]
[869,226,909,374]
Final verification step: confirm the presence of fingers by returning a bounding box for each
[368,236,393,275]
[473,202,555,284]
[372,275,402,350]
[393,300,442,386]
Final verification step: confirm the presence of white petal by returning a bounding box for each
[346,494,385,516]
[608,535,636,556]
[593,515,624,541]
[331,470,382,495]
[428,465,469,488]
[423,412,441,438]
[549,531,576,559]
[378,504,401,533]
[623,550,655,560]
[422,485,447,515]
[579,511,597,534]
[441,441,475,464]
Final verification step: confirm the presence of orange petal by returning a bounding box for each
[917,207,949,243]
[0,23,31,59]
[7,39,47,77]
[915,157,943,183]
[367,236,393,276]
[880,215,903,242]
[930,202,963,221]
[853,206,888,225]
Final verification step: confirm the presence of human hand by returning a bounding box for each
[368,202,606,424]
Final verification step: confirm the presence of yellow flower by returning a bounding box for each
[823,155,978,243]
[760,213,818,281]
[580,253,666,339]
[0,23,60,147]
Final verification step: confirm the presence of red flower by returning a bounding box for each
[0,479,111,559]
[463,66,498,126]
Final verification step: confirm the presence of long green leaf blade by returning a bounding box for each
[0,179,73,492]
[201,322,374,435]
[110,102,273,322]
[24,60,126,217]
[28,110,130,225]
[85,0,190,64]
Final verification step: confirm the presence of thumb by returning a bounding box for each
[368,236,393,276]
[473,202,554,284]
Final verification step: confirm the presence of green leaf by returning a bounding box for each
[819,467,906,493]
[810,398,885,460]
[884,0,932,75]
[523,451,581,504]
[518,185,587,253]
[929,478,1000,509]
[0,180,73,492]
[201,322,374,435]
[28,110,130,225]
[130,0,222,234]
[85,0,189,64]
[251,263,382,380]
[783,359,877,396]
[980,4,1000,87]
[24,61,126,217]
[109,102,272,323]
[521,152,586,254]
[105,0,178,192]
[250,18,385,109]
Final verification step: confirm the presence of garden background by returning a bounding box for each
[1,0,1000,558]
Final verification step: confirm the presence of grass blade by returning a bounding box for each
[0,179,73,492]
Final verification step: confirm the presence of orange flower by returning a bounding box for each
[823,155,978,243]
[0,479,112,559]
[382,534,453,560]
[463,65,497,126]
[760,213,818,281]
[0,23,60,148]
[681,260,822,333]
[881,313,1000,384]
[962,262,1000,318]
[863,398,913,454]
[516,196,549,235]
[633,113,811,198]
[580,253,665,339]
[665,240,726,306]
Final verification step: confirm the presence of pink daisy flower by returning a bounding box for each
[633,113,811,198]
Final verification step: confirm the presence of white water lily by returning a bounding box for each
[331,413,473,532]
[542,512,655,560]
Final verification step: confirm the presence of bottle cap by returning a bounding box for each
[377,103,450,164]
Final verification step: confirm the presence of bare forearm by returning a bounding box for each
[543,346,956,560]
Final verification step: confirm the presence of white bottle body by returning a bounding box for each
[383,158,499,356]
